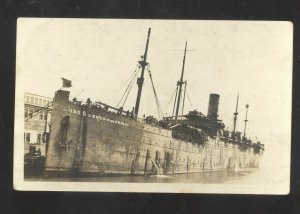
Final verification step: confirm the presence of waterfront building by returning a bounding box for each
[24,92,52,156]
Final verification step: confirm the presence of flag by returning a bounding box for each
[61,78,72,88]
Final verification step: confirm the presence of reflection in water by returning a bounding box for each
[27,169,258,184]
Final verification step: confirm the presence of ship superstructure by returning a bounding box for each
[44,28,264,176]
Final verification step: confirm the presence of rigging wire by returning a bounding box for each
[147,66,164,119]
[116,69,137,107]
[121,79,135,108]
[172,85,179,117]
[185,89,194,110]
[181,81,187,119]
[164,87,178,116]
[116,67,140,108]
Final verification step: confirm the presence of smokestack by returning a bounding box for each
[207,93,220,119]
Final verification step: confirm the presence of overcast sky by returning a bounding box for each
[17,18,292,170]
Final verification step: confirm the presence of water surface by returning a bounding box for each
[26,169,258,184]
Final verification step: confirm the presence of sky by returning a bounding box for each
[17,18,292,186]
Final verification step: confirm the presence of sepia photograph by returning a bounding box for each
[14,18,292,193]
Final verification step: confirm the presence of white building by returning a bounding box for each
[24,92,52,156]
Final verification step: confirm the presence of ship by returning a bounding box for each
[44,28,264,177]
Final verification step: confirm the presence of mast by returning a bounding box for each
[233,93,239,134]
[243,103,249,138]
[175,41,187,122]
[134,28,151,118]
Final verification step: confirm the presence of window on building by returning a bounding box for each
[29,108,34,118]
[30,97,34,103]
[39,111,44,120]
[24,107,29,117]
[43,100,46,105]
[39,98,42,105]
[35,98,38,104]
[39,111,47,120]
[37,134,42,143]
[26,96,29,103]
[25,133,30,142]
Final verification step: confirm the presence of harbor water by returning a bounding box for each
[26,168,260,184]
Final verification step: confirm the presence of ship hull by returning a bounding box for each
[44,91,263,177]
